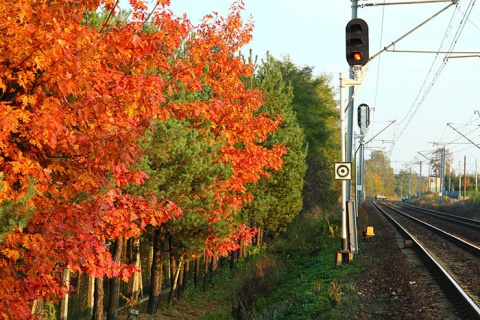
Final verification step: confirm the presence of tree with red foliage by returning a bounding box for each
[0,0,186,317]
[0,0,285,318]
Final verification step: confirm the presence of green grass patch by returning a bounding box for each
[183,210,367,320]
[250,238,363,320]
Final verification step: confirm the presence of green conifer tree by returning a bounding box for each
[242,53,307,236]
[277,57,340,211]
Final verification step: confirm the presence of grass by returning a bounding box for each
[180,208,368,320]
[252,239,363,320]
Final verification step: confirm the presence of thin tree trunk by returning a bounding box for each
[257,226,264,247]
[92,277,104,320]
[31,298,44,319]
[194,257,200,287]
[147,241,154,279]
[87,275,95,317]
[107,237,124,320]
[169,258,184,304]
[239,239,244,259]
[147,229,164,315]
[168,238,176,305]
[230,249,238,277]
[211,252,218,273]
[240,239,247,258]
[131,238,143,299]
[176,260,184,299]
[203,255,209,292]
[60,267,71,320]
[180,259,189,295]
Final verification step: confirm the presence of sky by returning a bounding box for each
[119,0,480,177]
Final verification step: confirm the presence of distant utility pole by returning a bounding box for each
[408,167,411,199]
[440,147,445,203]
[419,160,423,198]
[459,160,462,199]
[464,156,467,201]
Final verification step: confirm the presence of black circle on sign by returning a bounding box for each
[336,164,350,178]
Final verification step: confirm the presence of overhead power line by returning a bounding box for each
[359,0,457,8]
[391,0,476,154]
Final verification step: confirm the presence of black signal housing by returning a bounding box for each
[346,18,369,66]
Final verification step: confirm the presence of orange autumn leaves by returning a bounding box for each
[0,0,285,317]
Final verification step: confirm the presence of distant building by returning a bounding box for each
[428,176,441,193]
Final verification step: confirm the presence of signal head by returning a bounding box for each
[346,18,369,66]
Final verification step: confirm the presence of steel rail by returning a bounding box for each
[381,202,480,256]
[396,202,480,230]
[373,202,480,319]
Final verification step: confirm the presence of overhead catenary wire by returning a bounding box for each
[392,6,459,135]
[373,1,387,109]
[360,1,461,161]
[389,0,476,157]
[430,111,480,175]
[370,0,387,137]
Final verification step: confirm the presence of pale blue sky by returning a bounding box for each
[119,1,480,176]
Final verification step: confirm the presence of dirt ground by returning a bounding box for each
[120,298,225,320]
[354,203,461,319]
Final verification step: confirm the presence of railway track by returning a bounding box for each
[373,201,480,319]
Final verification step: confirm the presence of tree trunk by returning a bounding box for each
[194,257,200,287]
[239,239,244,259]
[176,260,184,299]
[168,239,176,305]
[203,255,209,292]
[147,229,164,315]
[147,241,154,278]
[230,249,238,277]
[240,239,247,258]
[60,268,71,320]
[169,258,184,304]
[180,259,189,295]
[92,277,104,320]
[130,238,143,299]
[87,275,95,317]
[31,298,44,319]
[257,226,264,247]
[211,252,218,273]
[107,237,124,320]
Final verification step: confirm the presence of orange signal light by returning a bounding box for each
[353,52,362,61]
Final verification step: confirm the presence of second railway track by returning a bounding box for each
[373,201,480,319]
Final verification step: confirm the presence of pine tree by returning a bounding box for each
[242,53,307,237]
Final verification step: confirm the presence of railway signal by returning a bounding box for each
[357,103,370,134]
[346,18,369,66]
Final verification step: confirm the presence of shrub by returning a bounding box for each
[232,253,286,319]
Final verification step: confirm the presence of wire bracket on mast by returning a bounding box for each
[341,77,362,88]
[367,1,457,62]
[341,65,368,113]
